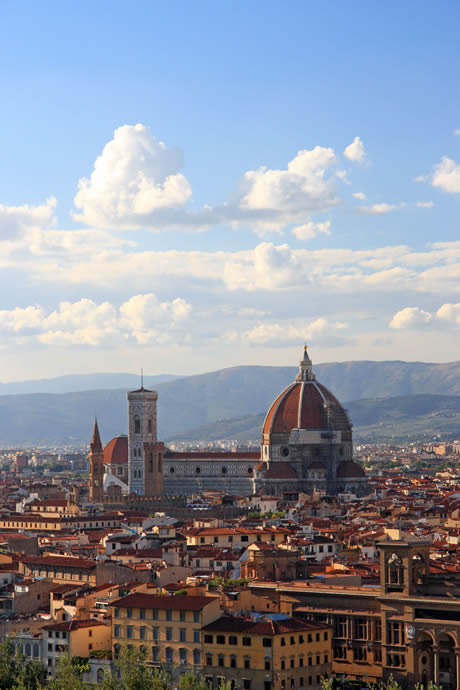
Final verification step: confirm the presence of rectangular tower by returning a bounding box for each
[127,387,159,496]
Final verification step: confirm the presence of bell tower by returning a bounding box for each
[89,418,104,503]
[379,531,430,595]
[127,384,163,496]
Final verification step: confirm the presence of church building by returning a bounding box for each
[88,347,368,501]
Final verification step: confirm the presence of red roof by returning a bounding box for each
[104,436,128,465]
[263,380,350,435]
[262,462,297,480]
[110,593,216,610]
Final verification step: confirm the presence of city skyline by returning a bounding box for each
[1,1,460,381]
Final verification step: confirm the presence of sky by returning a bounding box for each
[0,0,460,381]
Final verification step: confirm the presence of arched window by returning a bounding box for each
[148,419,152,433]
[179,648,187,665]
[134,417,141,434]
[25,643,31,657]
[97,669,104,682]
[166,647,173,664]
[152,646,159,663]
[114,644,121,659]
[33,643,39,658]
[193,649,200,666]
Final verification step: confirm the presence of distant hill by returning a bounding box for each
[0,373,180,395]
[168,395,460,444]
[0,360,460,445]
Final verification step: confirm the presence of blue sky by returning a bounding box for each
[0,1,459,380]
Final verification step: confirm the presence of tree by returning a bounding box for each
[47,653,87,690]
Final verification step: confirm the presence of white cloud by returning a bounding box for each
[352,192,367,200]
[431,156,460,194]
[72,124,343,234]
[343,136,366,163]
[389,307,433,329]
[0,294,192,347]
[0,198,56,240]
[292,220,331,240]
[390,302,460,331]
[73,124,192,229]
[414,175,427,183]
[229,317,347,345]
[238,145,339,231]
[415,201,434,208]
[356,202,397,215]
[454,129,460,136]
[436,302,460,327]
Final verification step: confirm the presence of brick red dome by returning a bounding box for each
[336,461,365,479]
[263,348,351,437]
[103,435,128,465]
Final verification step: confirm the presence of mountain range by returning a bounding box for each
[0,360,459,446]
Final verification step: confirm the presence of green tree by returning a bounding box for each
[47,653,88,690]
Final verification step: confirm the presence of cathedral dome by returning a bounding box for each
[336,461,365,479]
[262,347,351,438]
[104,435,128,465]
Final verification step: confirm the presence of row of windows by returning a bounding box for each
[334,646,382,663]
[114,608,200,623]
[114,625,200,643]
[114,644,200,665]
[334,617,381,641]
[203,631,327,647]
[281,655,328,670]
[197,534,277,544]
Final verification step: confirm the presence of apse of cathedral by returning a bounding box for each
[89,347,369,500]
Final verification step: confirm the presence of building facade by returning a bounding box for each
[89,348,368,499]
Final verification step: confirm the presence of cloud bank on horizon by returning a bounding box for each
[0,122,459,379]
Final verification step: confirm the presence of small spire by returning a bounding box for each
[90,417,103,453]
[296,344,315,381]
[141,368,144,389]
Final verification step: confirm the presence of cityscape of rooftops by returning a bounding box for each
[0,3,459,689]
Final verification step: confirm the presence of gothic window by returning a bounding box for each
[134,417,141,434]
[148,419,152,433]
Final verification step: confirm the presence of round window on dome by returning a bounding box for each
[221,467,227,474]
[195,467,201,474]
[247,467,253,474]
[169,467,175,474]
[281,447,290,457]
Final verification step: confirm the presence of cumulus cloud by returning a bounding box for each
[431,156,460,194]
[390,302,460,330]
[454,129,460,136]
[292,220,331,240]
[0,294,192,346]
[436,302,460,327]
[416,201,434,208]
[229,317,347,345]
[237,146,339,230]
[73,124,192,229]
[389,307,433,329]
[356,202,397,215]
[72,124,343,234]
[352,192,367,200]
[343,136,366,163]
[0,198,56,240]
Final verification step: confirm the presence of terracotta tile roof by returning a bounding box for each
[110,593,216,611]
[203,615,330,635]
[20,555,96,569]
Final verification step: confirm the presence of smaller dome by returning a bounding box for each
[262,462,297,480]
[336,461,365,479]
[104,435,128,465]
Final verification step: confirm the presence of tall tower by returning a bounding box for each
[127,385,163,496]
[89,418,104,503]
